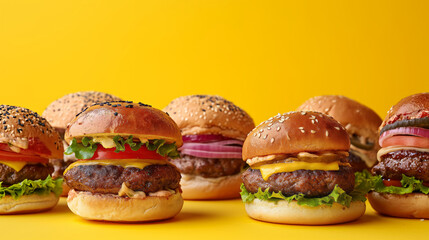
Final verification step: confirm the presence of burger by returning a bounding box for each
[164,95,255,199]
[297,95,382,172]
[240,111,366,225]
[0,105,63,214]
[63,101,183,222]
[42,91,122,195]
[368,92,429,218]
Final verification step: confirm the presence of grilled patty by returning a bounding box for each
[348,152,369,172]
[372,150,429,182]
[0,163,53,185]
[64,164,181,194]
[169,154,245,178]
[242,166,355,197]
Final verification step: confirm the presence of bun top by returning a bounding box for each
[43,91,122,134]
[164,95,255,140]
[65,101,182,146]
[243,111,350,160]
[380,92,429,129]
[0,105,63,159]
[297,95,382,141]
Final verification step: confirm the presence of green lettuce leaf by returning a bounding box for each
[0,176,63,200]
[65,136,180,159]
[371,174,429,195]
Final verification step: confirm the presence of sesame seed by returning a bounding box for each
[259,129,264,133]
[311,130,316,134]
[267,127,271,130]
[279,119,285,123]
[334,127,340,130]
[253,133,257,137]
[298,127,304,130]
[276,126,281,131]
[324,108,329,112]
[326,130,329,136]
[268,123,273,127]
[270,138,275,143]
[300,129,305,133]
[257,133,261,138]
[301,112,306,115]
[263,135,268,139]
[286,133,291,140]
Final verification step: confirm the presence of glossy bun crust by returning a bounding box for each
[381,92,429,129]
[243,111,350,160]
[164,95,255,140]
[368,192,429,219]
[43,91,122,134]
[0,105,63,159]
[65,101,183,146]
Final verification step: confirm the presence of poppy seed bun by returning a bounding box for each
[65,101,183,146]
[164,95,255,141]
[0,105,63,159]
[380,92,429,129]
[0,193,59,214]
[245,198,365,225]
[43,91,122,135]
[67,189,183,222]
[243,111,350,162]
[368,192,429,219]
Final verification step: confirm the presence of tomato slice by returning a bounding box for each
[382,179,402,187]
[381,136,429,148]
[0,150,48,163]
[0,137,51,158]
[89,144,166,161]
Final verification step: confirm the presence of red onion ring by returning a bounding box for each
[180,149,242,159]
[379,127,429,146]
[179,135,244,159]
[182,134,232,143]
[179,142,242,152]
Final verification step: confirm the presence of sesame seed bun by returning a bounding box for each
[42,91,122,136]
[244,198,365,225]
[65,101,182,146]
[0,193,59,214]
[297,95,382,168]
[164,95,255,141]
[180,173,242,200]
[368,192,429,219]
[0,105,63,159]
[67,189,183,222]
[243,111,350,164]
[380,92,429,130]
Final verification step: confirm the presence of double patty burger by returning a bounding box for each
[164,95,255,199]
[368,92,429,218]
[0,105,63,214]
[240,111,366,225]
[297,95,382,172]
[63,101,183,222]
[43,91,121,195]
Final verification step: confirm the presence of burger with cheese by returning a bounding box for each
[297,95,382,172]
[63,101,183,222]
[0,105,63,214]
[368,92,429,218]
[164,95,255,199]
[240,111,367,225]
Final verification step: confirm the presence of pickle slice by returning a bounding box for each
[350,134,374,150]
[380,117,429,135]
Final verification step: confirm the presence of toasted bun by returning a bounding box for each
[180,173,242,200]
[42,91,122,134]
[245,199,365,225]
[67,189,183,222]
[380,92,429,129]
[0,105,63,159]
[164,95,255,141]
[0,193,59,214]
[297,95,382,167]
[243,111,350,161]
[65,101,182,146]
[368,192,429,219]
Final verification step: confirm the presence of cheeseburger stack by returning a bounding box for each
[0,105,63,214]
[297,95,382,172]
[64,101,183,222]
[241,111,366,225]
[43,91,121,195]
[369,93,429,218]
[164,95,255,199]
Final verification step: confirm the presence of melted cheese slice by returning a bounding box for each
[377,146,429,161]
[0,160,27,172]
[63,159,167,175]
[253,161,344,181]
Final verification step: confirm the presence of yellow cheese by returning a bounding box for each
[63,159,167,175]
[254,161,342,181]
[0,160,27,172]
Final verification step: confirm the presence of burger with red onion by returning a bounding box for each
[63,101,183,222]
[164,95,255,199]
[240,111,367,225]
[368,92,429,218]
[0,105,63,214]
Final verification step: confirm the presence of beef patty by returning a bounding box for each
[0,163,53,185]
[348,152,369,172]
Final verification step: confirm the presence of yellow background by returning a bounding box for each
[0,1,429,239]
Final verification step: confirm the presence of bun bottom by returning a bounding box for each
[67,189,183,222]
[245,198,365,225]
[368,192,429,219]
[180,173,242,200]
[0,193,59,214]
